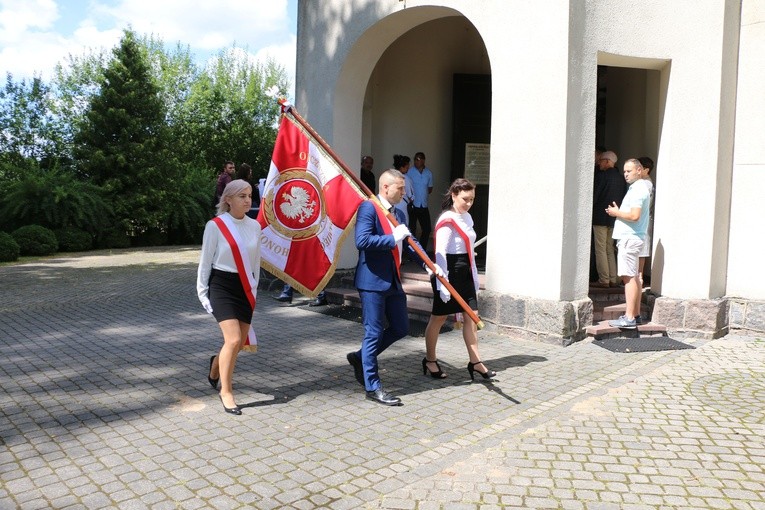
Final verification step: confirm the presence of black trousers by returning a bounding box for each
[409,206,431,251]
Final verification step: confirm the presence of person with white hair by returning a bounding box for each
[591,150,626,288]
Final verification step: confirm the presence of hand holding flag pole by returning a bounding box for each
[275,98,484,330]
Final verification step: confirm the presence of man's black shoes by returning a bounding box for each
[366,388,402,406]
[273,293,292,303]
[346,352,364,387]
[308,296,328,307]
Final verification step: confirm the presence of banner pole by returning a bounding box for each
[280,101,484,330]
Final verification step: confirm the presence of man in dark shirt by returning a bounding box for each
[214,160,236,207]
[592,151,626,287]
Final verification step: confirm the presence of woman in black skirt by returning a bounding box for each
[197,179,261,415]
[423,178,496,381]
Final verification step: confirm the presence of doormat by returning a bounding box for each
[304,304,452,338]
[594,336,695,353]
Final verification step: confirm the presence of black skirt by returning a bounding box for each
[431,253,478,316]
[209,269,253,324]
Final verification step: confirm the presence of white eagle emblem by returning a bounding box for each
[279,186,317,224]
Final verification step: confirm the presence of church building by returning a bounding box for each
[295,0,764,342]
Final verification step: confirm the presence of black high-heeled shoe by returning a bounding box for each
[208,355,219,390]
[467,361,496,381]
[219,395,242,415]
[422,357,447,379]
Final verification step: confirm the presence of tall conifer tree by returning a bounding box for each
[74,29,170,235]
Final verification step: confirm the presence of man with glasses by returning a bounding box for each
[592,150,625,287]
[408,152,434,250]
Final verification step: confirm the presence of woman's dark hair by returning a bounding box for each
[236,163,252,181]
[392,154,410,170]
[638,156,654,173]
[441,178,476,210]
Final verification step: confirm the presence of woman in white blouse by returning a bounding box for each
[423,178,495,381]
[197,179,261,415]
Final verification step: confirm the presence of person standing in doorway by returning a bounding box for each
[392,154,414,226]
[606,159,650,329]
[360,155,376,194]
[592,150,625,287]
[408,152,434,250]
[637,156,655,287]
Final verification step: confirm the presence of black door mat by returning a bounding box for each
[304,304,452,337]
[594,336,695,353]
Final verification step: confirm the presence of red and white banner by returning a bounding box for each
[257,112,366,296]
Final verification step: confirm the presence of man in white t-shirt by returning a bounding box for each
[605,159,650,329]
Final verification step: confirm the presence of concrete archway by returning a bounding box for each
[332,7,492,247]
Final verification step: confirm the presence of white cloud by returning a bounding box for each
[0,0,58,41]
[96,0,289,50]
[253,34,297,91]
[0,0,295,81]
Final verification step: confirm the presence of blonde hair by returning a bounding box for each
[217,179,252,215]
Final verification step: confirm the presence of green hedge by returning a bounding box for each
[12,225,59,256]
[0,232,20,262]
[55,227,93,252]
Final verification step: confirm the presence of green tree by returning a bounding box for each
[50,48,108,168]
[0,74,63,170]
[174,48,288,177]
[0,166,112,233]
[73,29,173,236]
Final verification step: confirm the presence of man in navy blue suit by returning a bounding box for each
[347,169,442,406]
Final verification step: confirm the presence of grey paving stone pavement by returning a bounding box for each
[1,247,764,509]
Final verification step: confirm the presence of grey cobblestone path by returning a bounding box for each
[1,247,763,509]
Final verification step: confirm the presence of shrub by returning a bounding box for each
[133,228,168,247]
[55,227,93,252]
[0,232,20,262]
[97,228,131,249]
[0,167,113,233]
[165,165,214,245]
[12,224,58,256]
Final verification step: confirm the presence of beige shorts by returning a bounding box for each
[617,238,643,277]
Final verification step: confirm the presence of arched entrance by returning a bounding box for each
[334,8,492,255]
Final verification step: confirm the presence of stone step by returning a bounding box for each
[585,320,667,340]
[324,265,481,324]
[324,287,437,324]
[326,270,667,341]
[593,303,648,322]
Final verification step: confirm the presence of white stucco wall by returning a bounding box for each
[296,0,754,303]
[728,0,764,300]
[586,0,740,299]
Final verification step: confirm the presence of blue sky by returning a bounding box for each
[0,0,298,89]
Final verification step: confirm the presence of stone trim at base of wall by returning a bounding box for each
[729,298,765,336]
[651,296,729,339]
[478,291,593,346]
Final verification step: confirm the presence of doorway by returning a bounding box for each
[595,65,661,284]
[451,73,491,270]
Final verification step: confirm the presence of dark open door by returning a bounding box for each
[451,73,491,269]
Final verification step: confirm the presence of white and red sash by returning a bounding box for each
[434,216,479,290]
[374,202,402,280]
[212,215,258,351]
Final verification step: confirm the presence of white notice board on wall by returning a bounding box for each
[464,143,490,185]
